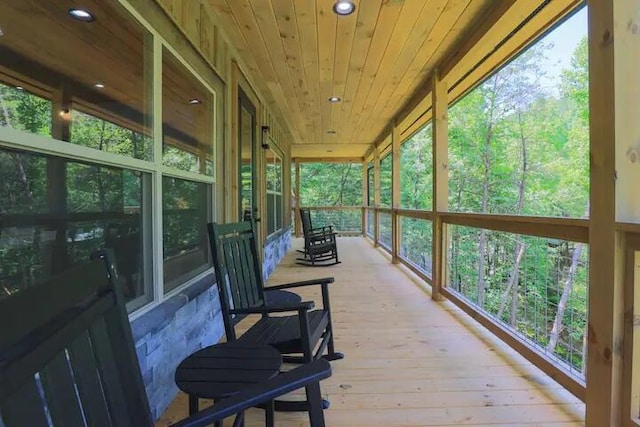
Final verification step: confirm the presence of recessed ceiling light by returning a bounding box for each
[333,1,356,16]
[327,130,337,135]
[69,9,95,22]
[94,83,105,89]
[188,98,201,105]
[328,96,341,103]
[16,86,24,91]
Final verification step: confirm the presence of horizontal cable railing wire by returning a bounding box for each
[399,216,433,279]
[447,225,588,378]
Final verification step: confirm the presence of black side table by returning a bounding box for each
[175,341,282,427]
[264,289,302,306]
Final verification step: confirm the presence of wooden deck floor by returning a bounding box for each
[156,237,585,426]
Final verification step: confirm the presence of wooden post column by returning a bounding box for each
[392,123,401,263]
[373,148,381,247]
[587,0,640,425]
[294,160,301,237]
[431,70,448,302]
[362,160,368,236]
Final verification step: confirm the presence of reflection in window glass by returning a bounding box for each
[0,82,52,137]
[0,147,152,309]
[239,99,255,221]
[266,148,283,235]
[401,124,432,210]
[163,49,213,176]
[163,177,212,292]
[71,110,152,161]
[0,1,153,157]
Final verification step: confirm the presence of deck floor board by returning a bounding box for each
[155,237,585,426]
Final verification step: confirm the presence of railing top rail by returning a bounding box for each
[440,212,588,243]
[296,206,362,211]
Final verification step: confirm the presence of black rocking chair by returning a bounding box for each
[296,209,340,267]
[0,251,332,427]
[207,221,344,411]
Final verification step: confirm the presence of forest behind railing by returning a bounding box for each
[296,16,590,389]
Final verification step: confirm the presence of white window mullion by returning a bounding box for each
[152,34,165,304]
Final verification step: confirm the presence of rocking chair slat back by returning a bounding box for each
[207,222,265,334]
[0,253,153,427]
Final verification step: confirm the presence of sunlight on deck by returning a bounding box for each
[156,237,585,426]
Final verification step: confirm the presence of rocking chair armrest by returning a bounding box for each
[266,277,335,291]
[309,225,333,233]
[306,229,336,237]
[231,301,314,314]
[169,359,332,427]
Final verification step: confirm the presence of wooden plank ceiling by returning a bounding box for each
[207,0,580,159]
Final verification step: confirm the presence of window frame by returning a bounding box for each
[0,0,224,317]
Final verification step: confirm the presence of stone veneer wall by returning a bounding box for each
[131,227,292,420]
[262,227,293,280]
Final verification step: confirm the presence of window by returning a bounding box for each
[0,0,154,159]
[0,0,220,312]
[161,48,215,293]
[266,147,283,236]
[0,147,152,309]
[162,177,212,293]
[162,49,214,176]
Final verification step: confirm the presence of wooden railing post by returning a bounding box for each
[431,70,449,302]
[373,148,381,247]
[586,0,637,425]
[392,122,401,263]
[294,160,301,237]
[362,160,368,235]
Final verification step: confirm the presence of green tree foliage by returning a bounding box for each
[444,37,590,371]
[299,163,362,206]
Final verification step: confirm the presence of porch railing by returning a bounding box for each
[352,206,590,399]
[293,206,363,236]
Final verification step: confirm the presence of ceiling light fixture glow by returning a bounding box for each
[94,83,105,89]
[328,96,341,103]
[69,9,95,22]
[333,1,356,16]
[188,98,202,105]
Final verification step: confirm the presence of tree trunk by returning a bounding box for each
[0,92,13,127]
[546,203,589,353]
[97,120,107,210]
[333,163,352,206]
[496,242,526,321]
[476,76,500,308]
[496,111,528,325]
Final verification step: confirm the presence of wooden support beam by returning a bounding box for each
[373,148,381,247]
[229,61,240,222]
[623,235,640,426]
[391,123,401,264]
[295,160,301,237]
[586,0,638,424]
[362,160,368,235]
[431,70,448,302]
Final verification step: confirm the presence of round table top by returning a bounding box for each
[264,289,302,306]
[175,341,282,399]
